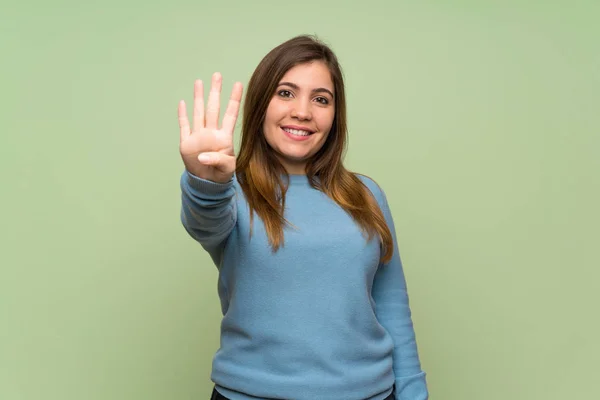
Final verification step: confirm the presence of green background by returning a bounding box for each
[2,1,598,399]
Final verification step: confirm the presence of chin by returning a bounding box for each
[281,153,310,163]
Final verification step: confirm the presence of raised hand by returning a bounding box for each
[179,72,243,183]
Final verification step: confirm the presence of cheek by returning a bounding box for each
[263,104,279,138]
[317,110,335,134]
[265,100,288,124]
[263,104,275,126]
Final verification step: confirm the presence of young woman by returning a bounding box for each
[178,35,428,400]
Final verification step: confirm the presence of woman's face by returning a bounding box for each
[262,61,335,175]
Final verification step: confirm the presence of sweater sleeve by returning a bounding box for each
[179,170,237,266]
[371,189,429,400]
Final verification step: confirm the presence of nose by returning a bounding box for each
[290,99,312,121]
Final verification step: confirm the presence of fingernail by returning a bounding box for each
[198,154,210,163]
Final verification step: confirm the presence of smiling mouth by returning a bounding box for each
[282,127,313,137]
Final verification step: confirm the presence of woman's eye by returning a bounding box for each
[315,97,329,105]
[278,90,292,97]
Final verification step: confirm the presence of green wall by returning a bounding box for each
[2,1,598,399]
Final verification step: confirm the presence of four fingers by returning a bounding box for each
[179,73,243,145]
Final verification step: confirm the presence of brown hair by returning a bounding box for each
[236,35,393,263]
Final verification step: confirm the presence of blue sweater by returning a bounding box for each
[180,171,428,400]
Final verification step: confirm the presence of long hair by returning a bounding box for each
[236,35,393,263]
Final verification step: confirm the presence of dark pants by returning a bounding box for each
[211,385,396,400]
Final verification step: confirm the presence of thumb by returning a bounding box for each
[197,152,235,172]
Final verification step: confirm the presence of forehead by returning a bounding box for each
[279,61,334,91]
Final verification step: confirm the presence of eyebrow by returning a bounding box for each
[278,81,334,98]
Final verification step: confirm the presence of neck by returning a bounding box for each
[278,158,307,175]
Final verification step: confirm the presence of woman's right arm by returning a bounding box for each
[180,170,236,262]
[177,72,243,263]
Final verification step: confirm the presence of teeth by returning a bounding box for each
[283,127,311,136]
